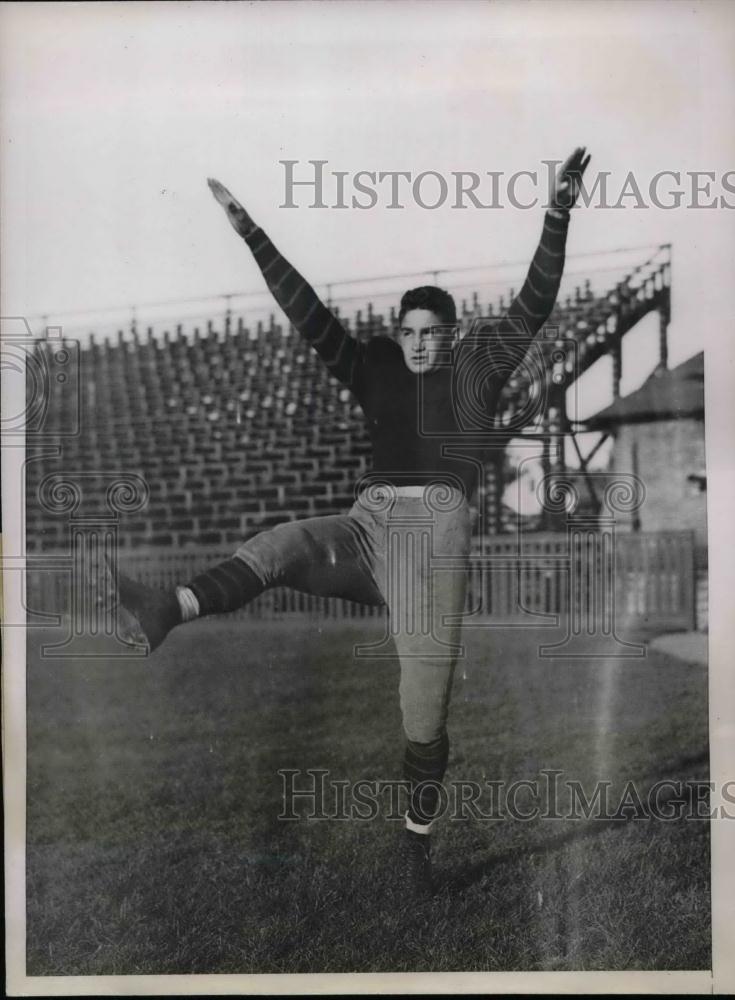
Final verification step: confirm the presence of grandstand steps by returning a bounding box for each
[26,248,670,550]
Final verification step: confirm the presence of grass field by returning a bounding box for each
[26,616,710,974]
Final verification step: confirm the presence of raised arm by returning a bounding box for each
[492,148,591,364]
[208,178,362,388]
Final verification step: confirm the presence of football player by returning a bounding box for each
[113,147,590,898]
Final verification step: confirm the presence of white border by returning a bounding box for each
[3,0,735,994]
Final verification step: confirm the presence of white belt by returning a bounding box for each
[357,483,467,512]
[361,485,457,499]
[389,485,427,498]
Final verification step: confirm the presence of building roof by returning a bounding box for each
[585,352,704,429]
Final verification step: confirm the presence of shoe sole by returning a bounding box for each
[100,555,152,651]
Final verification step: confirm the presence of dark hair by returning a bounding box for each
[398,285,457,326]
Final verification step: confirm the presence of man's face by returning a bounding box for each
[398,308,455,374]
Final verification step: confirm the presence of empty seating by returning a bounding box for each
[25,253,671,552]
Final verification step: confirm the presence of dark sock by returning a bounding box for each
[403,731,450,826]
[187,557,263,616]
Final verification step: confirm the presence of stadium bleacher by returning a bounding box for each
[25,247,671,553]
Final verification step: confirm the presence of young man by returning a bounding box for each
[113,147,590,899]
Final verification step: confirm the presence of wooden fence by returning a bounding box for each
[25,530,696,633]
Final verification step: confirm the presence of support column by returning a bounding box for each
[37,472,151,657]
[537,471,647,658]
[354,482,465,660]
[611,329,623,399]
[658,302,670,371]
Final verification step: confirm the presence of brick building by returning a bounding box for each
[587,352,707,630]
[586,352,706,543]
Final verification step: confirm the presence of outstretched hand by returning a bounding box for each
[207,178,257,238]
[549,147,591,213]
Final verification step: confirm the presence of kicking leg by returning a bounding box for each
[112,513,384,652]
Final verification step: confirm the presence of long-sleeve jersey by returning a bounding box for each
[244,211,569,498]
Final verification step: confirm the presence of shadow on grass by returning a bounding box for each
[440,746,710,894]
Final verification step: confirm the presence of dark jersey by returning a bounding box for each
[244,211,569,497]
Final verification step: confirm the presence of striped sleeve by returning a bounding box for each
[244,226,363,388]
[495,208,570,352]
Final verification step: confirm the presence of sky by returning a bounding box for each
[1,0,734,419]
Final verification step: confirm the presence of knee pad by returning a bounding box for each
[234,521,313,587]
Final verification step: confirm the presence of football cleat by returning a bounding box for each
[104,558,182,653]
[395,829,434,902]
